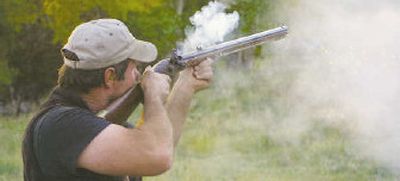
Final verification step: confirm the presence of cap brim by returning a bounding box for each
[129,40,158,63]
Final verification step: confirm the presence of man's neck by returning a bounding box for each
[81,89,110,113]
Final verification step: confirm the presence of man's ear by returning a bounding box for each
[104,67,116,88]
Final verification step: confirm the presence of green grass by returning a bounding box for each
[0,66,398,180]
[0,115,27,181]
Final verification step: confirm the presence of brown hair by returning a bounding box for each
[57,59,130,93]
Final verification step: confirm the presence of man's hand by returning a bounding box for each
[179,58,213,93]
[141,66,171,102]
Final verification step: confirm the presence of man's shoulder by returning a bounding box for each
[42,106,94,123]
[33,106,112,178]
[47,105,90,116]
[37,106,107,135]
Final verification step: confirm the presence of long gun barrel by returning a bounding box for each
[104,26,289,125]
[154,25,288,76]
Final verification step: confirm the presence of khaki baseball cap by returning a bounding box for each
[61,19,157,69]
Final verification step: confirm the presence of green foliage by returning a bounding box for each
[126,3,183,58]
[0,61,15,86]
[7,23,61,101]
[0,12,16,87]
[0,1,22,101]
[0,0,39,32]
[42,0,163,43]
[230,0,273,33]
[227,0,276,61]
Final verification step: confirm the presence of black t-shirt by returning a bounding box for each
[32,105,124,181]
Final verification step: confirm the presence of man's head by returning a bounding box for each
[58,19,157,96]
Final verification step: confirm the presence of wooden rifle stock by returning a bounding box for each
[104,86,143,125]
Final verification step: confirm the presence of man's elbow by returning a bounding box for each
[157,150,173,173]
[145,149,173,175]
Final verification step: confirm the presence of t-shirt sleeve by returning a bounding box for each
[35,107,110,176]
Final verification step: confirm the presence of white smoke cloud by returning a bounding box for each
[178,1,239,54]
[267,0,400,173]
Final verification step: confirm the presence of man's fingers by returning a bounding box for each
[143,65,153,75]
[194,57,212,71]
[199,58,213,67]
[194,58,213,70]
[142,65,171,86]
[193,58,213,80]
[145,65,152,71]
[195,72,213,80]
[194,68,213,80]
[161,74,172,84]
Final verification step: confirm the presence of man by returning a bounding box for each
[22,19,213,181]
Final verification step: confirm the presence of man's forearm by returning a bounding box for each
[166,77,195,146]
[140,94,173,154]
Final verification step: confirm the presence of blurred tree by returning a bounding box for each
[0,4,15,92]
[175,0,185,15]
[0,0,35,90]
[227,0,273,69]
[125,0,207,58]
[126,0,209,59]
[126,6,181,59]
[0,0,166,115]
[0,0,36,113]
[0,0,276,115]
[7,23,61,115]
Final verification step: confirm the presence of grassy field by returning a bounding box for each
[0,114,27,180]
[0,66,397,181]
